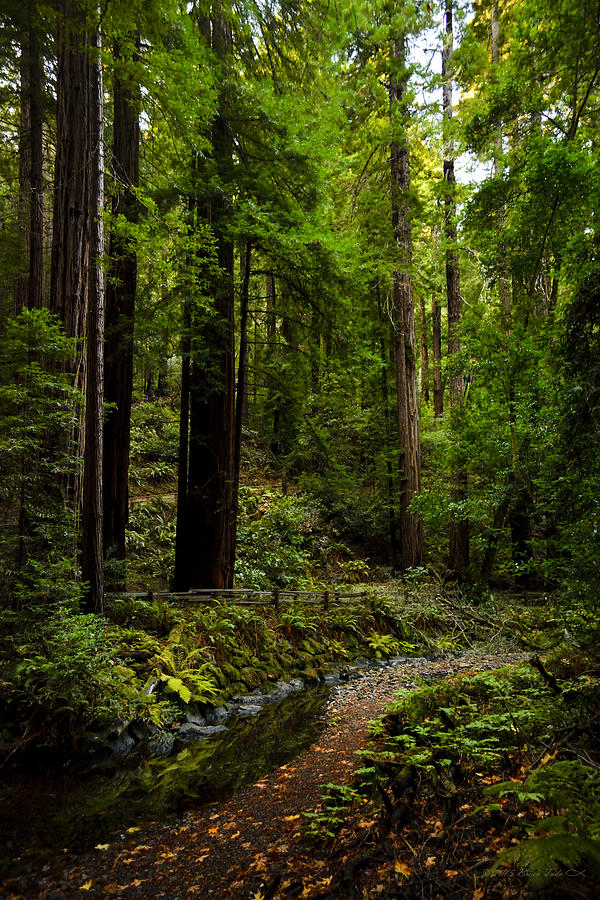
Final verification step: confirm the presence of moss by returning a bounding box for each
[240,667,263,689]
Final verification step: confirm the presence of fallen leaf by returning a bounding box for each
[282,815,301,822]
[126,826,141,834]
[81,880,93,891]
[230,831,240,839]
[208,827,219,835]
[445,870,459,877]
[473,889,485,900]
[425,856,436,867]
[394,860,411,877]
[95,843,110,851]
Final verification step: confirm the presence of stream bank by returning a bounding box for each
[0,651,528,899]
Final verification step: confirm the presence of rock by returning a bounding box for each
[148,732,175,758]
[110,730,136,758]
[236,705,263,716]
[205,705,228,725]
[178,723,227,741]
[185,709,207,727]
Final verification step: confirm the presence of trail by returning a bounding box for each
[26,653,526,900]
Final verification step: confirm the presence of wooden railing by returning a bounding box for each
[106,587,366,611]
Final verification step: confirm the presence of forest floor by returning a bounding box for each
[21,650,572,900]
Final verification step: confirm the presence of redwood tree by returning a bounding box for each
[103,37,139,572]
[443,0,469,575]
[389,31,424,570]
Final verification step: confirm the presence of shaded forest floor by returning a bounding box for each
[20,650,594,900]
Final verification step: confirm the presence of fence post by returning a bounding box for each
[273,588,280,610]
[323,589,330,611]
[147,590,153,603]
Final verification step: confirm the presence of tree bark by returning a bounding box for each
[419,295,429,404]
[16,1,44,313]
[389,34,424,570]
[175,12,236,590]
[230,240,251,574]
[443,0,469,575]
[50,0,89,369]
[103,38,139,573]
[81,20,104,613]
[432,295,443,417]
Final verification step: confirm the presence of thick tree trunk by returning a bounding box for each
[175,13,236,590]
[389,35,424,570]
[17,3,44,313]
[103,40,139,573]
[432,296,443,417]
[443,0,469,575]
[82,22,104,613]
[50,0,89,366]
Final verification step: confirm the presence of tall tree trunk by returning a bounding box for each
[50,0,89,367]
[265,273,280,455]
[82,21,104,613]
[103,39,139,574]
[377,286,398,572]
[16,1,44,313]
[174,166,194,592]
[491,0,511,326]
[238,243,251,427]
[230,240,251,573]
[389,34,424,570]
[175,12,235,590]
[443,0,469,575]
[432,295,443,417]
[419,295,429,404]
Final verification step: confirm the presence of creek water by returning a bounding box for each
[0,684,330,885]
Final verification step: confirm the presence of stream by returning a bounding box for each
[0,684,330,885]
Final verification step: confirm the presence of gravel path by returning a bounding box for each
[19,652,528,900]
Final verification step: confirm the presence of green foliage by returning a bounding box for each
[0,310,79,602]
[303,782,363,841]
[487,761,600,887]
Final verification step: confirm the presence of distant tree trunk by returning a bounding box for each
[419,295,429,404]
[432,296,443,417]
[82,21,104,613]
[491,0,511,327]
[265,273,280,455]
[50,0,89,370]
[175,13,235,590]
[238,242,251,427]
[230,240,251,573]
[443,0,469,576]
[377,286,398,572]
[389,33,424,570]
[103,39,139,574]
[16,2,44,313]
[174,167,194,592]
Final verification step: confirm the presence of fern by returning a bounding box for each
[487,761,600,887]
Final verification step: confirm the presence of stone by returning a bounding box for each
[236,705,263,716]
[205,706,228,725]
[110,731,136,758]
[178,723,227,741]
[148,732,175,758]
[185,709,207,727]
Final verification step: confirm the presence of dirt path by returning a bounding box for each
[28,653,527,900]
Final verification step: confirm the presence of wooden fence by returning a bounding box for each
[106,587,366,611]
